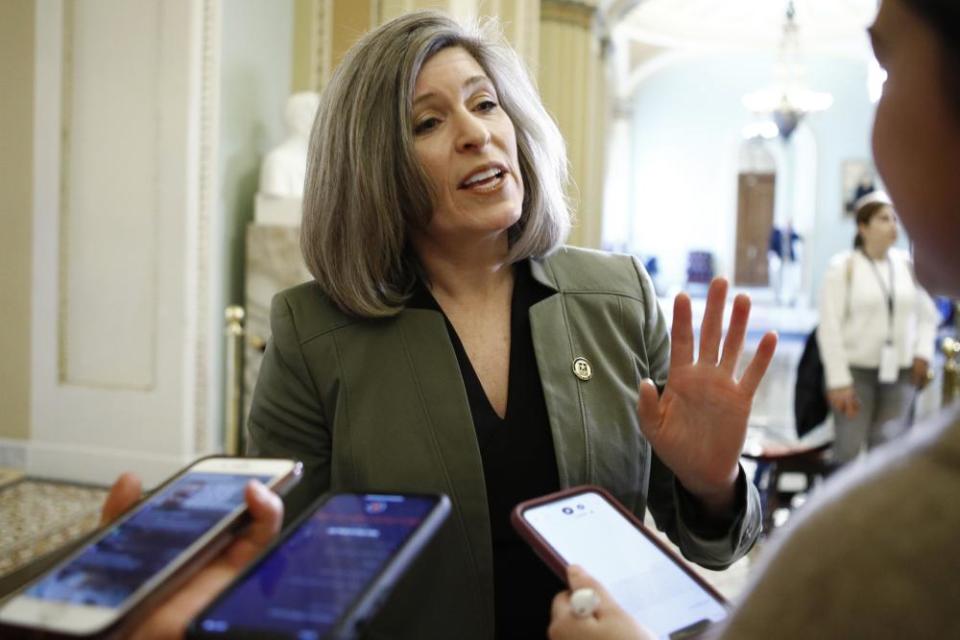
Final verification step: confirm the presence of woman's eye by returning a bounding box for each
[414,117,439,134]
[476,99,498,112]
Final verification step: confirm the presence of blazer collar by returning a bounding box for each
[529,256,560,293]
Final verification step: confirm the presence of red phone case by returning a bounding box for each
[510,484,727,606]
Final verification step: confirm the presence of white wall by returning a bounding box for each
[213,0,293,447]
[0,0,34,449]
[619,50,906,303]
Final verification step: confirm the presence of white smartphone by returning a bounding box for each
[0,456,301,638]
[513,486,729,640]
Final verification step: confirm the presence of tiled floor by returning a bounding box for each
[0,467,24,491]
[0,476,107,579]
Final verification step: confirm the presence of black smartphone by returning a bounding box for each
[188,491,451,640]
[0,456,302,638]
[513,486,729,640]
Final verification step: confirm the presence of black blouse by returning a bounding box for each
[408,260,563,639]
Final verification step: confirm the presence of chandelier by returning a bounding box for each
[742,0,833,140]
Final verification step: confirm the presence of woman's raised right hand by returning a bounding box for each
[827,386,860,418]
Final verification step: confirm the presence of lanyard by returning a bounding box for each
[862,250,895,339]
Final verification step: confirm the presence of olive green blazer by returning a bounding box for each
[247,246,761,640]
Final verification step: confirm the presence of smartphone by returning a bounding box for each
[187,491,451,640]
[0,456,301,638]
[512,486,729,640]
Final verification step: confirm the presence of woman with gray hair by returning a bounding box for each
[243,10,775,639]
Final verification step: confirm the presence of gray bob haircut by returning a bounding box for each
[300,10,571,318]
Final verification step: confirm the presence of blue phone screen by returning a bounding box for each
[26,472,268,608]
[195,494,437,639]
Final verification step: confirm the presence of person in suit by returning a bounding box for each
[86,10,775,640]
[241,12,774,639]
[548,0,960,638]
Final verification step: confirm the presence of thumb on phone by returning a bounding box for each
[100,472,143,525]
[566,565,615,613]
[548,565,656,640]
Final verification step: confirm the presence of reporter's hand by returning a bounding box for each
[911,357,931,390]
[548,565,655,640]
[100,472,283,640]
[827,386,860,418]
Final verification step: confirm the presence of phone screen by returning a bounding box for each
[194,493,439,639]
[25,471,269,608]
[523,491,727,639]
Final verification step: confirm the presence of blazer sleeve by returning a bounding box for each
[631,258,762,570]
[246,292,332,522]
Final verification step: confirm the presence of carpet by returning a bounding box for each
[0,478,107,579]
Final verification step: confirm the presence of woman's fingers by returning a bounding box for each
[670,293,694,369]
[738,331,778,397]
[719,294,750,375]
[697,278,728,365]
[223,481,284,569]
[566,565,617,616]
[636,379,662,442]
[243,481,284,548]
[100,472,143,526]
[848,394,862,418]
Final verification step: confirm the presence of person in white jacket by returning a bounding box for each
[816,196,939,465]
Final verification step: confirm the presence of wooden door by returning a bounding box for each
[28,0,219,486]
[735,173,776,286]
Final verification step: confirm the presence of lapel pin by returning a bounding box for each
[572,357,592,381]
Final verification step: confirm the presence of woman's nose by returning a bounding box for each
[455,112,491,151]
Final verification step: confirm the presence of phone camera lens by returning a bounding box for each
[562,507,574,515]
[576,504,585,510]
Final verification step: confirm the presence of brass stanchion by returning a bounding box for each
[942,337,960,406]
[224,306,246,455]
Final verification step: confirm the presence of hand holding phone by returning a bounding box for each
[0,456,301,638]
[127,477,285,640]
[513,486,728,640]
[549,565,657,640]
[188,492,451,640]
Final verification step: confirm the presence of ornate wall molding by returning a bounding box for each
[307,0,333,91]
[56,0,74,387]
[193,0,222,453]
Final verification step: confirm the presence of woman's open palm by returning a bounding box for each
[637,278,777,505]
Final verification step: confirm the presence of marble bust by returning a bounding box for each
[255,91,320,225]
[260,91,320,197]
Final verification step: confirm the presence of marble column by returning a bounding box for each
[539,0,608,249]
[292,0,376,92]
[292,0,540,93]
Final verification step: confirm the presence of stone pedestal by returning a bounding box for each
[243,224,313,425]
[254,193,303,227]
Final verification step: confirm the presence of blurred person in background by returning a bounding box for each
[817,195,938,467]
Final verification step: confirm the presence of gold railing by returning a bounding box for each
[224,305,246,455]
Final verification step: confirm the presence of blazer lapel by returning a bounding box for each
[529,258,591,487]
[394,308,494,617]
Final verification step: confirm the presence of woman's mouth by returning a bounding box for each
[459,166,508,193]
